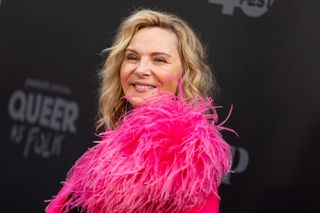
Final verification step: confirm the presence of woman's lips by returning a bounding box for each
[132,83,156,93]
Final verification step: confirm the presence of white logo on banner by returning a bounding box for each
[208,0,274,17]
[8,78,79,158]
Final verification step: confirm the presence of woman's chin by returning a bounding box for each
[126,95,151,107]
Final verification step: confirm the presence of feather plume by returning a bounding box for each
[46,93,232,213]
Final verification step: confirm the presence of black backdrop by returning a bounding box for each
[1,0,320,212]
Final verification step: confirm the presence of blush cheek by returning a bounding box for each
[120,67,132,96]
[167,80,179,93]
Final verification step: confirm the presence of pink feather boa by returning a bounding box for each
[46,93,232,213]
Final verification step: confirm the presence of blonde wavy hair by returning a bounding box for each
[97,9,217,130]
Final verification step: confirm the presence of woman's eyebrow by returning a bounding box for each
[151,52,171,58]
[125,48,138,53]
[125,48,171,57]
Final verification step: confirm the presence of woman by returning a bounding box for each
[47,9,231,213]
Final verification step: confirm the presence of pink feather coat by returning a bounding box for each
[46,93,232,213]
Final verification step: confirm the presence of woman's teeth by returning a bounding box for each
[134,84,155,92]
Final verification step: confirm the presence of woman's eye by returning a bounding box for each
[126,54,138,61]
[154,57,167,63]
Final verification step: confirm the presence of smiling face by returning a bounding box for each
[120,27,183,106]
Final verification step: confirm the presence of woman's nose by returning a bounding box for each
[134,59,151,76]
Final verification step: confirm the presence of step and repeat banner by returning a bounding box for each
[0,0,319,212]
